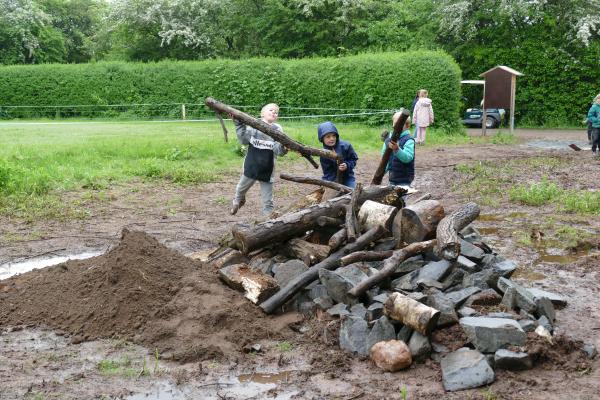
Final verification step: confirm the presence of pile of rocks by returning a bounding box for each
[212,189,593,392]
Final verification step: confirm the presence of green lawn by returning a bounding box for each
[0,120,514,220]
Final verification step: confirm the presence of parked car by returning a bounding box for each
[462,107,506,128]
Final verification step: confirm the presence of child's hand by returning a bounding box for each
[388,141,399,152]
[338,163,348,171]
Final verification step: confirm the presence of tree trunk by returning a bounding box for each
[345,183,362,242]
[371,108,410,185]
[339,250,394,267]
[205,97,339,168]
[280,238,330,266]
[358,200,398,233]
[384,292,441,336]
[280,173,352,193]
[232,185,405,254]
[260,225,386,314]
[316,216,344,227]
[394,200,445,244]
[436,202,480,261]
[347,239,437,297]
[328,228,347,251]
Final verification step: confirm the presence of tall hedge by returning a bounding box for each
[0,51,462,126]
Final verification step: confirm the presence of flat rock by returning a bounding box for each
[427,292,459,328]
[491,260,517,279]
[314,296,334,310]
[460,317,526,353]
[350,303,368,320]
[408,331,431,361]
[339,316,369,356]
[367,302,385,322]
[393,260,451,291]
[391,255,426,278]
[518,319,537,332]
[274,260,309,287]
[464,289,502,307]
[397,325,413,343]
[446,287,481,307]
[455,255,479,273]
[527,288,567,307]
[458,307,479,318]
[459,239,485,261]
[367,316,396,351]
[327,303,350,317]
[319,267,366,305]
[494,349,532,370]
[441,348,495,391]
[372,293,390,304]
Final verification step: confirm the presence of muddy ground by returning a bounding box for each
[0,128,599,399]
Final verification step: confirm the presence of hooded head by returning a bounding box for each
[317,121,339,146]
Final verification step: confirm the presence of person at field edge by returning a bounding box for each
[317,121,358,188]
[230,103,287,216]
[587,93,600,156]
[382,112,415,188]
[413,89,434,144]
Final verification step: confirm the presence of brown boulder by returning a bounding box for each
[370,340,412,372]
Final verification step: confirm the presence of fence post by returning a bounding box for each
[181,104,186,120]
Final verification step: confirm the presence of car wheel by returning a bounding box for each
[485,116,497,129]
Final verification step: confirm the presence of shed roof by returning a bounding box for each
[479,65,523,77]
[461,80,485,85]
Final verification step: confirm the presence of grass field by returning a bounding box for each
[0,120,516,219]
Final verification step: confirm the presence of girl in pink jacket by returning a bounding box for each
[413,89,434,144]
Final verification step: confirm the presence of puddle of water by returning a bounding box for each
[0,251,104,280]
[238,370,294,384]
[534,247,592,265]
[127,382,187,400]
[526,139,591,151]
[507,212,528,219]
[512,268,547,281]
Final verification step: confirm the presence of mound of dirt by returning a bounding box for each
[525,333,592,372]
[0,229,301,361]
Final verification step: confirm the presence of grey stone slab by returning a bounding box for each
[458,307,479,318]
[486,312,516,319]
[313,296,334,311]
[249,257,275,275]
[441,348,495,391]
[299,301,317,316]
[339,316,369,356]
[583,344,597,359]
[462,270,493,290]
[537,315,553,333]
[455,255,479,273]
[494,349,532,370]
[491,260,517,279]
[460,317,527,353]
[397,325,413,343]
[308,284,329,300]
[536,296,556,322]
[518,319,537,332]
[427,292,459,328]
[408,331,431,361]
[527,288,567,307]
[350,303,367,320]
[327,303,349,317]
[372,293,390,304]
[366,316,396,351]
[459,239,485,261]
[391,255,426,278]
[442,268,466,291]
[445,287,481,307]
[319,267,366,306]
[274,260,309,287]
[367,302,384,322]
[393,260,452,291]
[496,277,537,314]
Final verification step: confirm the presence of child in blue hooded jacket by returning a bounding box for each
[317,121,358,188]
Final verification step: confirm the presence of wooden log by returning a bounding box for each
[339,250,394,267]
[218,264,279,304]
[435,202,480,261]
[328,228,347,250]
[316,216,344,227]
[209,249,249,271]
[345,182,362,242]
[232,185,405,254]
[410,193,431,204]
[357,200,398,232]
[280,173,352,193]
[215,111,229,143]
[205,97,338,168]
[393,200,445,245]
[347,239,437,297]
[371,108,410,185]
[278,187,324,216]
[280,238,330,266]
[260,225,386,314]
[384,292,441,335]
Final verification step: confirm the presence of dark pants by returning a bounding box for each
[592,128,600,153]
[588,122,593,141]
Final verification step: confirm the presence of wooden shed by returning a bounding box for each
[480,66,523,134]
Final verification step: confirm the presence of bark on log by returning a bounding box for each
[371,108,410,185]
[316,216,344,227]
[394,200,445,245]
[232,185,405,254]
[358,200,398,232]
[435,202,480,261]
[339,250,394,267]
[345,183,362,242]
[278,187,324,217]
[280,173,352,193]
[260,226,386,314]
[205,97,339,168]
[410,193,432,204]
[347,239,437,297]
[215,111,229,143]
[280,238,330,266]
[384,292,441,335]
[328,228,347,251]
